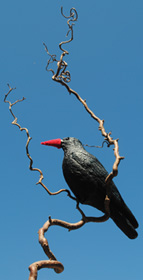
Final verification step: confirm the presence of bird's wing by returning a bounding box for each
[70,150,138,229]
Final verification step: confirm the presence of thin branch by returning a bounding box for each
[44,7,78,83]
[52,79,124,195]
[60,7,78,53]
[45,7,124,199]
[4,84,73,199]
[84,140,109,148]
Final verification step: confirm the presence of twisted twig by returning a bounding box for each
[29,198,110,278]
[4,84,74,198]
[45,7,124,200]
[44,7,78,83]
[60,7,78,53]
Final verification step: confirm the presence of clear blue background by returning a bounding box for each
[1,1,143,279]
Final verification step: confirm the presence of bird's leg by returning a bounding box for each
[76,200,110,223]
[76,201,86,220]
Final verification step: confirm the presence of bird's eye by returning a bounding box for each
[65,137,69,141]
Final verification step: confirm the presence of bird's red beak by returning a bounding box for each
[41,138,62,149]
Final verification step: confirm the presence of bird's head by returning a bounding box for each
[41,137,83,152]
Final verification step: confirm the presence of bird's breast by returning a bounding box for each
[62,151,106,209]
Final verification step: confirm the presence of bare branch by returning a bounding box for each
[4,83,111,214]
[29,260,64,280]
[44,7,124,199]
[60,7,78,53]
[84,140,109,148]
[44,7,78,84]
[4,84,75,199]
[29,197,110,279]
[52,80,124,195]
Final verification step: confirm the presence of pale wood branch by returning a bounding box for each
[29,198,110,279]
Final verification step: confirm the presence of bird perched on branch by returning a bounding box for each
[41,137,138,239]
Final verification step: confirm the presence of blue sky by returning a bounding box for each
[1,1,143,279]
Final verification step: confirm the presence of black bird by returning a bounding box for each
[41,137,138,239]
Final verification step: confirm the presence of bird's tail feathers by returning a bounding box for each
[112,196,139,229]
[120,202,138,229]
[111,209,138,239]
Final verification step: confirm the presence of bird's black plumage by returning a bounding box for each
[61,137,138,239]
